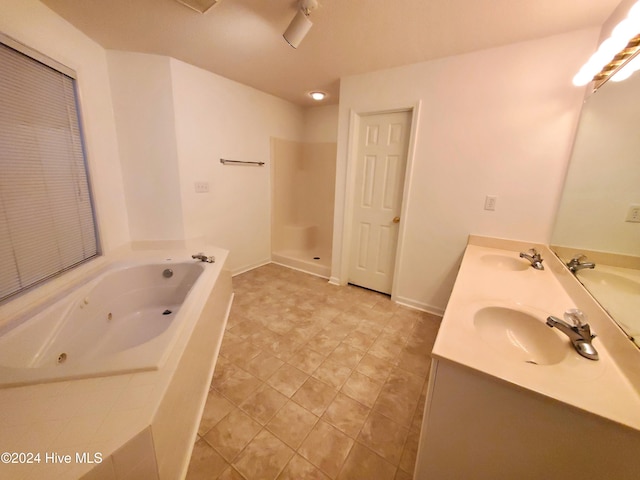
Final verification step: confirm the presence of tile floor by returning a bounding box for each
[186,263,441,480]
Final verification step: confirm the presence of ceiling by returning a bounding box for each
[40,0,620,107]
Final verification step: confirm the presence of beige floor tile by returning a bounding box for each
[233,429,294,480]
[210,356,243,390]
[292,377,338,416]
[394,468,413,480]
[239,383,288,425]
[266,364,309,397]
[326,343,365,369]
[358,411,409,465]
[312,359,352,389]
[189,264,441,480]
[214,369,263,406]
[336,443,396,480]
[243,350,285,381]
[277,454,331,480]
[288,348,326,375]
[399,429,420,474]
[342,329,378,351]
[299,420,354,478]
[356,353,394,383]
[203,408,261,462]
[218,466,246,480]
[185,438,229,480]
[322,392,370,438]
[368,336,405,364]
[341,371,383,408]
[306,332,342,356]
[198,390,235,436]
[266,400,318,449]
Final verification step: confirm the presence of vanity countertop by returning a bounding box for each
[432,236,640,431]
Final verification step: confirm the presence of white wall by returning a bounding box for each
[107,51,185,241]
[169,58,305,273]
[303,105,339,143]
[0,0,130,253]
[332,28,601,313]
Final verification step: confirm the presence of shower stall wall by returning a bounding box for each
[271,138,336,277]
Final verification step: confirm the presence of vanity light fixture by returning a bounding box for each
[573,0,640,90]
[283,0,318,48]
[309,91,326,101]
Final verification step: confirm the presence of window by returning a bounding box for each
[0,35,99,303]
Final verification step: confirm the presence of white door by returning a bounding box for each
[348,110,411,294]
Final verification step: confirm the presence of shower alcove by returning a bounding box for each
[271,138,336,277]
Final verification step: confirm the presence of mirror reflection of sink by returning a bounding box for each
[480,254,529,271]
[474,306,568,365]
[577,270,640,295]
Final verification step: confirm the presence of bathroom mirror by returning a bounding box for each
[551,71,640,349]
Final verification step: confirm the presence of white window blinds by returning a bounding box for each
[0,39,99,302]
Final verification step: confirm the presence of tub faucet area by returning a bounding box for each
[192,252,215,263]
[546,309,599,361]
[567,254,596,273]
[519,248,544,270]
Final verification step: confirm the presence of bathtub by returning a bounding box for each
[0,244,234,478]
[0,259,206,388]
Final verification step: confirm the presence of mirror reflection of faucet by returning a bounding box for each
[567,254,596,274]
[519,248,544,270]
[546,309,599,361]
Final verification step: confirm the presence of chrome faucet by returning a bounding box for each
[546,309,598,360]
[519,248,544,270]
[192,252,215,263]
[566,254,595,274]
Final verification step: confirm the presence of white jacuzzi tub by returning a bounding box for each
[0,259,205,388]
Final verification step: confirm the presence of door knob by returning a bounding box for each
[393,216,400,223]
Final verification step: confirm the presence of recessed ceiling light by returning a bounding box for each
[309,91,326,101]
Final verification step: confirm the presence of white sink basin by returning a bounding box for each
[480,254,529,271]
[474,306,568,365]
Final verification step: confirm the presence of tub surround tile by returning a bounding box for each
[186,263,439,480]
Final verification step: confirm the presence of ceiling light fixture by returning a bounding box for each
[573,0,640,90]
[309,91,326,101]
[283,0,318,49]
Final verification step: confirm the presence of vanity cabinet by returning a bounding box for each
[415,358,640,479]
